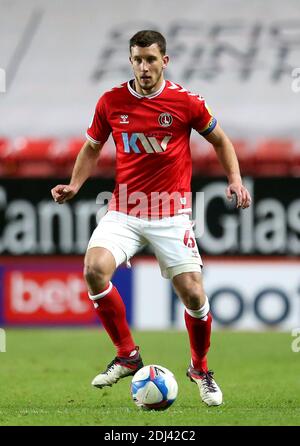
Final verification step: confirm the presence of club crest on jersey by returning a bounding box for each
[122,132,172,153]
[120,114,129,124]
[158,113,173,127]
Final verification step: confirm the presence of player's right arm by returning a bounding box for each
[51,94,111,204]
[51,139,104,204]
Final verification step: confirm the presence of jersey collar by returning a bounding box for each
[127,79,166,99]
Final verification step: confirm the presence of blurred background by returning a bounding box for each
[1,0,300,332]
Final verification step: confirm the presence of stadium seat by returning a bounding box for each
[0,137,9,157]
[253,139,294,176]
[3,138,57,176]
[8,137,56,161]
[48,138,84,172]
[49,137,116,177]
[290,142,300,177]
[61,138,85,162]
[201,139,253,177]
[0,138,12,175]
[0,136,297,178]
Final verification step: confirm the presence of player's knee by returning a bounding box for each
[178,283,206,310]
[83,260,109,289]
[182,292,203,310]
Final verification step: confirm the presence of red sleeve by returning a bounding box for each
[189,94,217,136]
[86,95,111,144]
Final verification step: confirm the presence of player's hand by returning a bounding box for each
[226,183,251,209]
[51,184,77,204]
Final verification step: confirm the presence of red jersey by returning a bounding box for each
[86,79,217,218]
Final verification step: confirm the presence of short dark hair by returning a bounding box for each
[129,30,166,55]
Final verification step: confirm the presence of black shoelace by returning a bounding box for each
[202,371,217,393]
[104,357,118,374]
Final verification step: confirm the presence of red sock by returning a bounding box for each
[90,283,136,358]
[184,310,212,373]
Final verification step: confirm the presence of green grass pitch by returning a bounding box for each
[0,329,300,426]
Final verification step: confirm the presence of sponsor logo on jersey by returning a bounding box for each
[122,132,172,153]
[158,113,173,127]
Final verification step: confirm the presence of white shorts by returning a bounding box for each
[87,211,202,279]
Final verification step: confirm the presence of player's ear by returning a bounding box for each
[162,55,169,69]
[129,56,133,65]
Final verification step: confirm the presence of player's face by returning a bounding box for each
[130,44,169,94]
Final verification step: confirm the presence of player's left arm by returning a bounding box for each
[204,123,251,209]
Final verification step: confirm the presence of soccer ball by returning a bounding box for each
[131,365,178,410]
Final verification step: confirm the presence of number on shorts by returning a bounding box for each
[183,230,195,248]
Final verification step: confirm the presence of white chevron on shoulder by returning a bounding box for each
[109,84,124,91]
[168,81,179,89]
